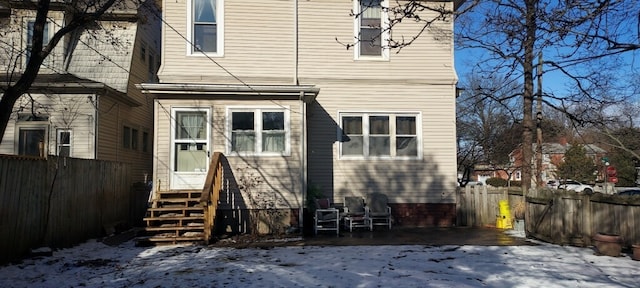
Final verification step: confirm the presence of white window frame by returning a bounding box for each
[338,112,422,160]
[24,19,53,68]
[353,0,390,61]
[15,121,49,157]
[226,107,291,156]
[56,129,72,157]
[187,0,224,57]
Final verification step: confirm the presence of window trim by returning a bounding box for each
[186,0,225,57]
[24,19,53,67]
[338,111,422,160]
[226,106,291,157]
[56,128,72,157]
[353,0,390,61]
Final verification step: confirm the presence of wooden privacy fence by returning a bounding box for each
[0,155,144,264]
[457,186,640,247]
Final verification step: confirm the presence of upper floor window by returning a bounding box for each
[355,0,388,60]
[227,108,289,156]
[189,0,224,56]
[340,112,420,159]
[26,20,50,63]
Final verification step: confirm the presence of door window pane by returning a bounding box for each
[174,143,208,172]
[177,111,206,140]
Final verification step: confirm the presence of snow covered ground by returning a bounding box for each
[1,232,638,288]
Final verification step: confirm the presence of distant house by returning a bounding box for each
[138,0,463,229]
[0,0,160,183]
[508,140,606,184]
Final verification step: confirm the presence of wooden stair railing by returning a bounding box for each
[199,152,224,244]
[137,152,225,246]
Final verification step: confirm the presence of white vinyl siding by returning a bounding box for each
[339,112,420,160]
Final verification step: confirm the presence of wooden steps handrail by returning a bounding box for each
[199,152,225,243]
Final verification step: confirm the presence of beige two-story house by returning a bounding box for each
[0,0,160,183]
[139,0,460,231]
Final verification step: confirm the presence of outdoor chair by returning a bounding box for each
[314,198,340,235]
[343,196,371,231]
[366,192,392,229]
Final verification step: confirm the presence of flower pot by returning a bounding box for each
[632,244,640,261]
[593,232,622,257]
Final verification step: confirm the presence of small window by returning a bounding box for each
[26,21,50,63]
[140,43,146,61]
[228,108,289,155]
[190,0,224,55]
[131,128,139,150]
[123,126,131,149]
[142,131,149,152]
[57,129,71,157]
[354,0,389,60]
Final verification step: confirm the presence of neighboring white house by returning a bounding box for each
[0,0,160,183]
[139,0,461,228]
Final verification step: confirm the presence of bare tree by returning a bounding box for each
[456,1,640,193]
[456,73,522,174]
[0,0,142,143]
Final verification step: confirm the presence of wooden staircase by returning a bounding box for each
[137,152,225,246]
[137,190,206,245]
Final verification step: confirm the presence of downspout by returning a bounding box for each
[294,0,304,230]
[94,95,99,159]
[299,91,307,231]
[294,0,299,85]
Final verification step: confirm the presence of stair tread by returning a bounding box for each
[144,226,204,232]
[143,216,204,221]
[147,207,204,211]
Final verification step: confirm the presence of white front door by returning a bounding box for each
[170,107,210,190]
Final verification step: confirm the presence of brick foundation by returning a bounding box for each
[390,203,456,227]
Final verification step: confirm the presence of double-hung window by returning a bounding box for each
[190,0,223,55]
[228,108,289,156]
[340,113,420,159]
[57,129,71,157]
[355,0,388,59]
[26,20,50,63]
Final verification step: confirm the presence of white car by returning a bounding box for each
[557,180,594,194]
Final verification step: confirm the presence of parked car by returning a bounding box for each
[546,179,559,189]
[557,180,594,194]
[617,189,640,196]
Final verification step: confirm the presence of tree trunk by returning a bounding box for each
[521,0,537,195]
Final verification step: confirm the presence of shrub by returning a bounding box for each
[486,177,508,187]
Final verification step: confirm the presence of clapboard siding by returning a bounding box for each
[154,98,304,207]
[159,0,455,84]
[160,0,295,83]
[307,81,457,203]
